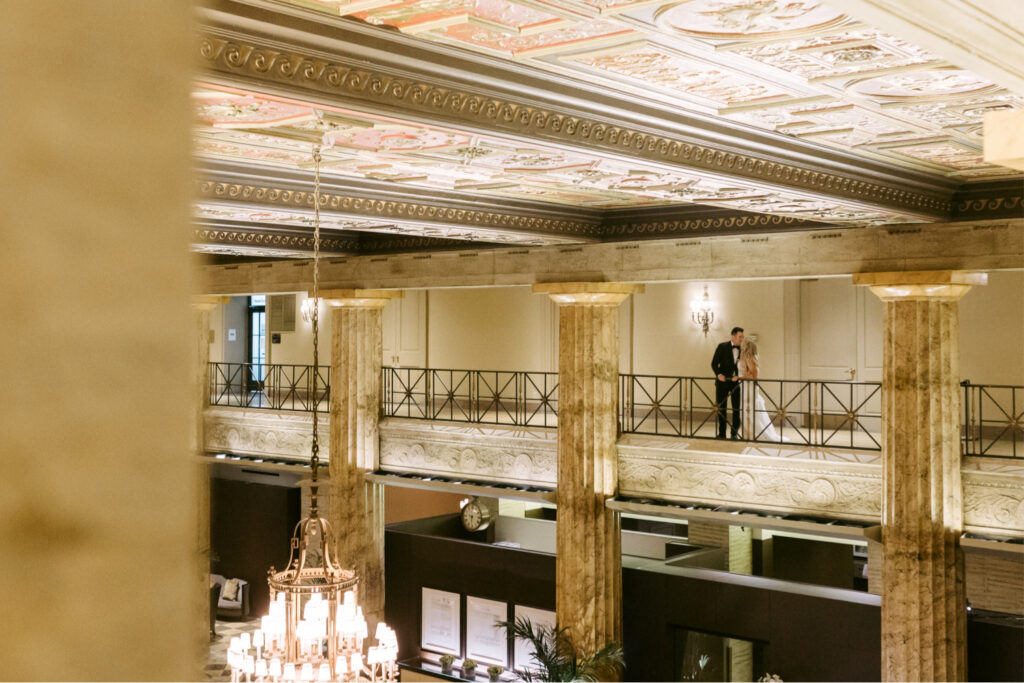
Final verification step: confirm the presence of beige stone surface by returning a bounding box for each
[329,300,387,627]
[541,286,627,657]
[198,219,1024,294]
[191,301,216,668]
[205,407,329,462]
[866,273,973,681]
[964,547,1024,615]
[0,2,197,679]
[379,419,557,487]
[984,110,1024,171]
[618,439,883,521]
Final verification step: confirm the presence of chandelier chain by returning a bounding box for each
[310,144,322,514]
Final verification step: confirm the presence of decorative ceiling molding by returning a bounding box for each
[951,179,1024,220]
[196,179,600,238]
[603,212,824,239]
[194,220,360,254]
[195,1,958,220]
[193,163,835,254]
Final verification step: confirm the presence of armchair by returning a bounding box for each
[211,573,250,619]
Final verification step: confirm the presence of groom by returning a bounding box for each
[711,326,744,439]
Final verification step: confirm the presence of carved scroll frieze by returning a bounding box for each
[195,179,599,237]
[378,418,557,486]
[618,438,883,521]
[962,465,1024,536]
[204,407,327,461]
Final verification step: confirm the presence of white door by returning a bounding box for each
[382,290,427,368]
[799,276,883,446]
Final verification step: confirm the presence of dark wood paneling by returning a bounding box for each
[967,616,1024,682]
[385,517,556,662]
[385,524,1022,682]
[771,536,854,589]
[210,477,300,616]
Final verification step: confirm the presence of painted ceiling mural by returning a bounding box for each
[194,84,914,230]
[285,0,1022,180]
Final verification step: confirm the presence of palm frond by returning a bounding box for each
[496,617,624,682]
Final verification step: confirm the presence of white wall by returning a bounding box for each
[632,281,787,378]
[428,286,557,371]
[959,270,1024,385]
[203,271,1024,387]
[268,293,332,367]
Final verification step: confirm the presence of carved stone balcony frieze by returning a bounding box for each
[204,409,1024,537]
[378,418,558,488]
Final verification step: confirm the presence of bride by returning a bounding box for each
[737,340,784,442]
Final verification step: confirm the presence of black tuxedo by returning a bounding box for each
[711,341,741,438]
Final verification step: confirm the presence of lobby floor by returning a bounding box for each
[207,617,259,681]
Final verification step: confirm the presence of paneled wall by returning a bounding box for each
[631,280,787,377]
[428,286,556,371]
[208,271,1023,385]
[268,292,331,366]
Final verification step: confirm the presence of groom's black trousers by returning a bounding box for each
[715,380,740,437]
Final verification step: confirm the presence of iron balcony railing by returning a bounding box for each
[962,381,1022,459]
[209,362,330,412]
[620,375,883,451]
[382,367,559,427]
[208,363,1023,458]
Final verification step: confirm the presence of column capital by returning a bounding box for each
[533,281,644,305]
[853,270,986,301]
[191,295,229,311]
[321,289,403,308]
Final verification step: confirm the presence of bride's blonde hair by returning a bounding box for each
[740,339,759,367]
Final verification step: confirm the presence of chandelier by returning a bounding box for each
[227,141,399,683]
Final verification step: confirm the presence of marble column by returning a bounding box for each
[534,282,643,655]
[0,2,196,678]
[324,289,401,629]
[855,270,986,682]
[192,297,224,658]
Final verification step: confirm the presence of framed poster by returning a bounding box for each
[465,595,508,666]
[513,605,556,671]
[421,587,461,655]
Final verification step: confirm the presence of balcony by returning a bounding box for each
[208,362,1022,459]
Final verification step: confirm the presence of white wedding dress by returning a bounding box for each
[738,359,783,442]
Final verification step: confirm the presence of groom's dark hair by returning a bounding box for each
[731,326,744,335]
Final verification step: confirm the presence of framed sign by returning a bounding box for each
[465,596,508,666]
[421,588,460,655]
[513,605,556,671]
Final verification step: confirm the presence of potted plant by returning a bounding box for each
[439,654,455,675]
[487,664,504,682]
[496,616,624,681]
[462,659,478,679]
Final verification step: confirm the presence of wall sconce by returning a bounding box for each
[300,297,318,324]
[690,285,715,337]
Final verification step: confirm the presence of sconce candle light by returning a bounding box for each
[301,298,318,324]
[690,285,715,337]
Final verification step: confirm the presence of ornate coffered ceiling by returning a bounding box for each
[192,0,1023,257]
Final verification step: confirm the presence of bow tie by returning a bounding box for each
[732,345,741,350]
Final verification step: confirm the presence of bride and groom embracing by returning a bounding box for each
[711,326,783,442]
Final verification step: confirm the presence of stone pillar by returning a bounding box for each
[192,297,225,655]
[0,2,196,679]
[534,282,642,655]
[324,289,401,629]
[855,270,986,682]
